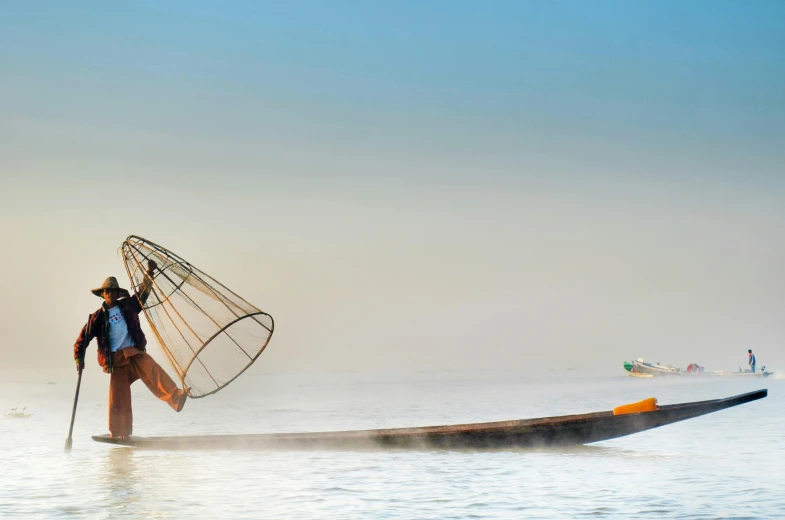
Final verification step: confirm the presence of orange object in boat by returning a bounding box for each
[613,397,658,415]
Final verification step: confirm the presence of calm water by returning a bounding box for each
[1,369,782,519]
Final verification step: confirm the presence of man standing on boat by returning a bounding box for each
[73,259,187,439]
[748,349,756,373]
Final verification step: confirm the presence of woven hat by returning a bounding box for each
[91,277,130,298]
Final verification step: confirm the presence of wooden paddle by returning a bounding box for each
[64,315,90,452]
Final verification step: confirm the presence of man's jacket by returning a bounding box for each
[74,293,150,373]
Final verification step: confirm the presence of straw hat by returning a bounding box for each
[91,277,130,298]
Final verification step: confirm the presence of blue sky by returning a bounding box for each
[4,1,783,166]
[1,1,784,375]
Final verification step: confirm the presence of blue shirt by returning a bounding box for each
[107,305,136,352]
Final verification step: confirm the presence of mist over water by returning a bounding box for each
[2,369,782,519]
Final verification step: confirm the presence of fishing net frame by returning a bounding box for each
[121,235,274,398]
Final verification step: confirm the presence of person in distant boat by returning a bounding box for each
[73,260,187,439]
[748,349,756,373]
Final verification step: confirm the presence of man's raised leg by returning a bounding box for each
[131,352,187,412]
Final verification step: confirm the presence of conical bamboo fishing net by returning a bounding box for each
[121,235,274,398]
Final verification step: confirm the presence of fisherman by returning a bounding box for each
[748,349,756,373]
[73,259,187,439]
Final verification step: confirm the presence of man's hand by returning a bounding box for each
[147,259,158,275]
[76,359,85,374]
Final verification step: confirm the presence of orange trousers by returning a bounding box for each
[109,347,186,437]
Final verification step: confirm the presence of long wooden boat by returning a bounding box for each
[92,389,767,450]
[630,359,773,378]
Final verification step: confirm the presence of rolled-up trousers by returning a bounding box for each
[109,347,186,437]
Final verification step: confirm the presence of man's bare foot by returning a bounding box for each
[174,389,188,412]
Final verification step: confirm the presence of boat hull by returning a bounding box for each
[632,360,772,378]
[92,390,767,450]
[623,361,653,378]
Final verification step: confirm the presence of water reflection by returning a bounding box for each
[100,448,143,513]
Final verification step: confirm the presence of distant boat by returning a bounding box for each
[92,390,767,450]
[625,359,774,378]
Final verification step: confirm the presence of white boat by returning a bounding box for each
[628,359,773,378]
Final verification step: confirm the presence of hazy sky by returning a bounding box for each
[1,1,784,378]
